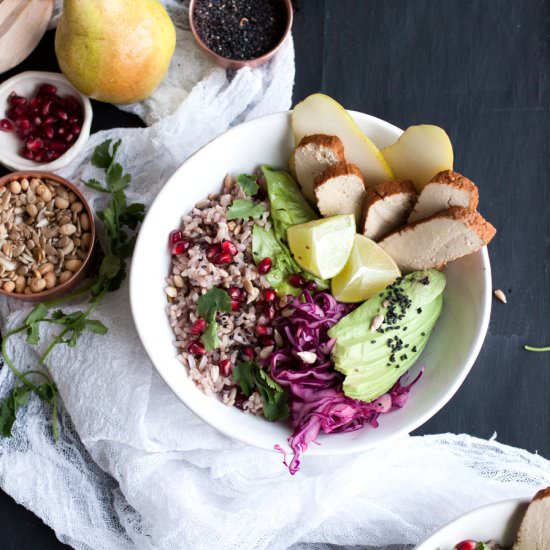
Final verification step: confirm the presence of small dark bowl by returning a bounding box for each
[189,0,294,70]
[0,171,96,302]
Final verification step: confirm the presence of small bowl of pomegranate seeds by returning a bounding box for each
[0,71,92,172]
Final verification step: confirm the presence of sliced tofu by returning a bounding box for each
[408,170,479,222]
[293,134,345,202]
[379,206,496,272]
[314,163,366,222]
[361,180,417,241]
[513,487,550,550]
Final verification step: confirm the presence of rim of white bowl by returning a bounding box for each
[0,71,92,172]
[130,110,493,456]
[415,497,529,549]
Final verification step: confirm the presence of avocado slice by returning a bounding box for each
[328,269,446,403]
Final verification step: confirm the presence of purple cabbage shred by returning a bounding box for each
[266,290,423,475]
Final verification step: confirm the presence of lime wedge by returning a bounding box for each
[331,234,401,303]
[287,215,355,279]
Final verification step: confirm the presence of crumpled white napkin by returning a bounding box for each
[2,3,550,550]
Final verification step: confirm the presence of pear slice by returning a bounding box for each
[292,93,393,186]
[381,125,454,191]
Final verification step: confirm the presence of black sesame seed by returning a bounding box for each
[412,345,418,352]
[417,307,423,314]
[371,340,376,344]
[420,332,426,337]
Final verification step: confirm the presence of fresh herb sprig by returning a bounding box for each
[0,139,145,439]
[233,361,289,421]
[197,288,232,351]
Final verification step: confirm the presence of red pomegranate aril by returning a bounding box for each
[255,324,272,337]
[9,94,26,106]
[219,358,232,377]
[20,148,34,160]
[41,100,52,116]
[66,133,75,143]
[57,125,66,136]
[44,115,56,125]
[42,125,55,139]
[455,542,477,550]
[264,304,276,320]
[221,240,238,256]
[214,252,232,265]
[206,244,219,260]
[72,124,81,135]
[172,240,190,255]
[34,153,44,163]
[0,119,13,131]
[231,300,240,311]
[305,280,317,292]
[29,97,41,111]
[26,137,43,152]
[38,83,58,96]
[187,340,206,355]
[242,346,255,359]
[257,257,272,274]
[227,286,243,301]
[169,230,184,245]
[263,288,276,302]
[190,318,207,335]
[49,140,67,152]
[259,335,275,347]
[56,109,69,121]
[34,116,42,126]
[288,273,305,288]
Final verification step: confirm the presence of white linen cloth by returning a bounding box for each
[2,2,550,549]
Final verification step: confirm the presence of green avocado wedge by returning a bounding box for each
[328,269,446,403]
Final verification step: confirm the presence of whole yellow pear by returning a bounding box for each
[55,0,176,104]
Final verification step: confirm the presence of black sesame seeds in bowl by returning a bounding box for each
[189,0,293,69]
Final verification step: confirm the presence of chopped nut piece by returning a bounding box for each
[494,289,507,304]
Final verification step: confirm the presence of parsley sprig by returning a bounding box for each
[0,139,144,439]
[197,288,232,351]
[233,361,289,421]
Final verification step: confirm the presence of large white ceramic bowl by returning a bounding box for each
[416,498,528,549]
[130,111,492,456]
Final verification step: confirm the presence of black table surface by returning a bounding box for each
[1,1,548,548]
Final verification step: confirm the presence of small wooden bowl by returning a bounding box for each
[189,0,294,70]
[0,171,96,302]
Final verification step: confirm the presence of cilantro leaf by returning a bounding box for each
[227,199,265,221]
[0,386,31,437]
[233,362,289,422]
[106,162,131,192]
[197,288,232,320]
[237,174,259,196]
[197,288,232,351]
[26,323,41,345]
[91,139,114,169]
[83,178,108,193]
[85,320,108,335]
[25,304,49,326]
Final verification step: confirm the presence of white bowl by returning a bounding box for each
[0,71,92,172]
[416,498,528,549]
[130,111,492,456]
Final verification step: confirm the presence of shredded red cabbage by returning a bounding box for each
[266,290,423,475]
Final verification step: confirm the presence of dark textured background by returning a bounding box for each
[0,1,549,547]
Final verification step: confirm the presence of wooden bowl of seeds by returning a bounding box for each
[0,171,95,302]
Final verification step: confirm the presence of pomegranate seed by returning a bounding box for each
[288,274,305,288]
[263,288,276,302]
[265,304,276,320]
[57,125,66,136]
[190,319,207,335]
[29,97,41,111]
[257,257,272,274]
[231,300,240,311]
[169,230,184,245]
[38,83,58,96]
[8,94,26,106]
[305,280,317,292]
[64,96,81,112]
[41,100,52,116]
[242,346,255,359]
[221,240,238,256]
[0,119,13,131]
[49,140,67,152]
[172,240,190,255]
[214,252,232,264]
[17,118,32,134]
[206,244,219,260]
[56,109,68,121]
[44,116,56,125]
[34,153,44,163]
[33,116,42,126]
[187,340,205,355]
[219,358,232,377]
[227,286,243,301]
[26,138,43,152]
[255,324,272,337]
[259,335,275,347]
[455,542,477,550]
[69,115,79,124]
[72,123,81,135]
[65,133,75,143]
[20,148,34,160]
[42,125,55,139]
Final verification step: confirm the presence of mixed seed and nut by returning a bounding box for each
[0,176,92,295]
